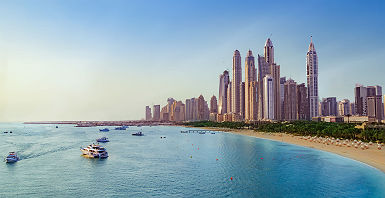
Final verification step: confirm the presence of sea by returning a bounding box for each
[1,123,385,197]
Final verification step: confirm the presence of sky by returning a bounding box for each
[0,0,384,121]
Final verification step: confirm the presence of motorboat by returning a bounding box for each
[99,128,109,132]
[80,144,108,158]
[96,137,109,143]
[114,126,126,130]
[198,132,206,134]
[132,131,144,136]
[5,152,19,163]
[180,131,188,133]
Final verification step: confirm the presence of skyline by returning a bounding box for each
[0,0,384,121]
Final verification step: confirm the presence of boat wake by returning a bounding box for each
[21,143,79,160]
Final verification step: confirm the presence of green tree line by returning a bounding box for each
[183,121,385,143]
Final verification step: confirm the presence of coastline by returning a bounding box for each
[195,126,385,173]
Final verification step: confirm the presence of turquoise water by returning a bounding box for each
[1,123,385,197]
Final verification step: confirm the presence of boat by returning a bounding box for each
[80,144,108,158]
[132,131,144,136]
[114,126,126,130]
[56,126,58,128]
[3,132,8,133]
[5,152,19,163]
[211,132,216,134]
[96,137,109,143]
[198,132,206,134]
[180,131,188,133]
[99,128,109,132]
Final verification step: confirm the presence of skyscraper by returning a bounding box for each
[232,50,242,114]
[218,70,230,115]
[263,75,274,120]
[297,83,309,120]
[210,95,218,114]
[227,82,232,113]
[257,55,270,120]
[249,81,258,120]
[338,99,350,116]
[271,63,281,120]
[367,95,383,122]
[283,79,297,120]
[240,82,245,119]
[152,105,160,121]
[321,97,338,116]
[145,106,152,121]
[264,38,274,64]
[307,37,319,119]
[198,95,208,121]
[245,50,256,121]
[355,84,367,116]
[280,77,286,120]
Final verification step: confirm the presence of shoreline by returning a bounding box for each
[194,126,385,173]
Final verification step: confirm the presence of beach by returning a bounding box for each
[199,127,385,173]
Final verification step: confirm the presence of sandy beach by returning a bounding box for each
[198,127,385,173]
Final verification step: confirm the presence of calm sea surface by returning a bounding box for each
[1,123,385,197]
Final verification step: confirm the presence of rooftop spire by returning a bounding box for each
[308,36,316,52]
[265,38,273,47]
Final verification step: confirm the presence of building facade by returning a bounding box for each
[145,106,152,121]
[263,75,274,120]
[218,70,230,115]
[152,105,160,121]
[232,50,242,114]
[297,83,309,120]
[307,37,319,119]
[245,50,256,121]
[283,79,297,120]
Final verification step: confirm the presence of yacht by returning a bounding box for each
[5,152,19,163]
[99,128,109,132]
[96,137,109,143]
[132,131,144,136]
[80,144,108,158]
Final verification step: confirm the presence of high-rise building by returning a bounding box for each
[170,101,185,122]
[145,106,152,121]
[152,105,160,121]
[283,79,297,120]
[249,81,258,120]
[355,84,367,116]
[367,95,383,122]
[232,50,242,114]
[350,102,356,115]
[210,95,218,114]
[280,77,286,120]
[271,63,281,120]
[257,55,270,120]
[198,95,206,121]
[297,83,309,120]
[218,70,230,115]
[338,99,350,116]
[263,75,274,120]
[321,97,338,116]
[307,37,319,119]
[264,38,274,64]
[240,82,245,119]
[227,82,232,113]
[245,50,256,121]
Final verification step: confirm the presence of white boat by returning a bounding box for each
[96,137,109,143]
[80,144,108,158]
[5,152,19,163]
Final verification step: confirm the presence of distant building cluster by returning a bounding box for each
[145,37,385,123]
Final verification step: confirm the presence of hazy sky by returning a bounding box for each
[0,0,384,121]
